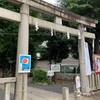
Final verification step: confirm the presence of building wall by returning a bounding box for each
[34,60,50,72]
[35,55,79,72]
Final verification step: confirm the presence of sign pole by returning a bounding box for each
[15,4,29,100]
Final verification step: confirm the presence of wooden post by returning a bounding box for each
[15,3,29,100]
[62,87,69,100]
[5,83,10,100]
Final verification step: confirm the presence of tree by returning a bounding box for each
[57,0,100,69]
[36,46,49,60]
[47,34,71,64]
[58,0,100,54]
[0,1,49,76]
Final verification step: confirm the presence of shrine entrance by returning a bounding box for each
[0,0,98,100]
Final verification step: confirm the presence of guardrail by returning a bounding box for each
[0,77,16,100]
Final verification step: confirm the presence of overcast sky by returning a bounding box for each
[43,0,57,4]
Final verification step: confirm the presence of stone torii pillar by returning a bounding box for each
[78,24,90,93]
[15,4,29,100]
[5,0,97,96]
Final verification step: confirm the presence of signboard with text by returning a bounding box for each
[19,54,31,73]
[51,64,60,72]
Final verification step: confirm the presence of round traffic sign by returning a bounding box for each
[22,58,29,64]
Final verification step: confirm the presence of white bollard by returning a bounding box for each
[62,87,69,100]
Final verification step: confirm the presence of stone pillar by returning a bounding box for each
[74,90,81,100]
[54,16,62,82]
[54,17,62,25]
[78,24,90,93]
[15,4,29,100]
[54,16,62,35]
[62,87,69,100]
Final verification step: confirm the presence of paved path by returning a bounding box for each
[0,79,100,100]
[28,87,100,100]
[27,80,100,100]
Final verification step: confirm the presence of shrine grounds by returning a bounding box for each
[0,78,100,100]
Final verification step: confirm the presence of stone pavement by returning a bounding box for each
[27,79,100,100]
[27,86,100,100]
[0,79,100,100]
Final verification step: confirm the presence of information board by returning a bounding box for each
[51,64,60,72]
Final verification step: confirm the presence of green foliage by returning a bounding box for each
[59,0,100,55]
[46,34,79,63]
[69,37,79,59]
[59,0,95,21]
[0,1,49,69]
[37,46,49,60]
[29,26,50,64]
[58,0,100,69]
[32,69,48,84]
[0,0,20,12]
[47,34,70,64]
[0,0,19,68]
[59,0,100,27]
[0,20,18,68]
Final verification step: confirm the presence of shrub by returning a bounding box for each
[32,69,48,84]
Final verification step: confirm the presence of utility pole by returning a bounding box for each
[15,3,29,100]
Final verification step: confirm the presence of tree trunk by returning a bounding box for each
[95,34,100,54]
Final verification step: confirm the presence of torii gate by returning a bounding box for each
[0,0,97,100]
